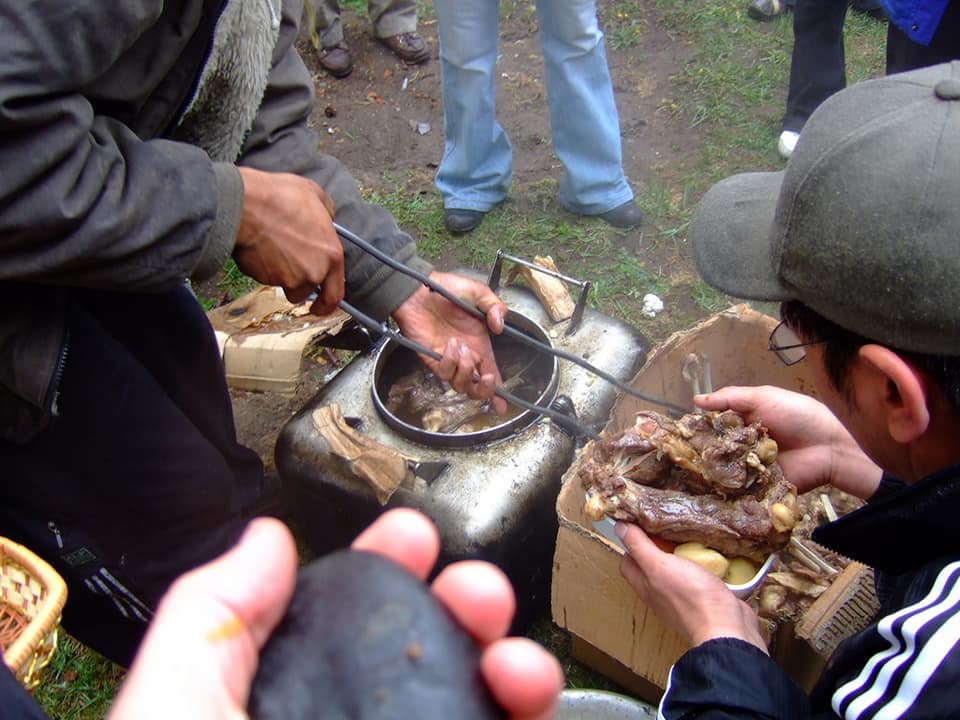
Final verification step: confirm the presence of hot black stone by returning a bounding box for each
[248,550,503,720]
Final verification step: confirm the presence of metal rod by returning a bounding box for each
[337,299,599,440]
[333,222,689,416]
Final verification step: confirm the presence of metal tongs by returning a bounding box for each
[329,223,690,439]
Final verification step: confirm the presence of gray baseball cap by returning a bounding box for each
[690,61,960,355]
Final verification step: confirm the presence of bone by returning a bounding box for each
[681,353,713,412]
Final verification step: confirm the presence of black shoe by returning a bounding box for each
[748,0,791,21]
[598,200,644,229]
[444,209,486,234]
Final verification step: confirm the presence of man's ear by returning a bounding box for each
[858,344,930,443]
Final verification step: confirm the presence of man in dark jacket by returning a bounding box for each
[616,62,960,717]
[0,0,508,667]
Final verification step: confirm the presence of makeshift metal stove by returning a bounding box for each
[276,256,649,629]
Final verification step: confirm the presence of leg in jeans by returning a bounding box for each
[434,0,512,212]
[782,0,848,133]
[0,286,269,667]
[886,1,960,73]
[536,0,633,215]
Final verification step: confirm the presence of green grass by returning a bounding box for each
[604,0,649,50]
[33,635,125,720]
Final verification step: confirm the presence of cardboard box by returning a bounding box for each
[551,304,824,701]
[206,286,350,394]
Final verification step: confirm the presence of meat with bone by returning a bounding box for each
[581,410,800,561]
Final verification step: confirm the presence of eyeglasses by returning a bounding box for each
[768,321,823,366]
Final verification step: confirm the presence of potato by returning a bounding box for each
[249,550,500,720]
[673,542,730,578]
[759,584,787,615]
[770,501,798,532]
[723,557,758,586]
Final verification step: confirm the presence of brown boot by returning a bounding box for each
[318,41,353,78]
[378,32,429,65]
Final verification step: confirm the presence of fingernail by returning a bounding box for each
[614,522,628,540]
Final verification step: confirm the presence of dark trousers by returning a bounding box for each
[783,0,850,132]
[0,286,270,666]
[886,0,960,73]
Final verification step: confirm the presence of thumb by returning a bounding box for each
[616,521,660,560]
[109,518,298,720]
[474,291,506,334]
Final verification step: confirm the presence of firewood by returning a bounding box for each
[510,256,576,322]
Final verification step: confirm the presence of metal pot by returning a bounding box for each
[557,689,655,719]
[371,310,559,447]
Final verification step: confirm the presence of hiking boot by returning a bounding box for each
[318,41,353,78]
[444,209,486,235]
[748,0,790,21]
[378,32,430,65]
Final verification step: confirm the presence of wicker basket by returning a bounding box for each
[0,537,67,690]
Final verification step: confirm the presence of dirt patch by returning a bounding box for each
[298,5,698,216]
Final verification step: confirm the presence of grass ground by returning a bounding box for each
[34,1,885,716]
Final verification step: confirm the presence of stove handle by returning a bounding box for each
[487,251,591,336]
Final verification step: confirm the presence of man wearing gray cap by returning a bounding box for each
[615,61,960,717]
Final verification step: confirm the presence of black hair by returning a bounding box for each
[781,300,960,413]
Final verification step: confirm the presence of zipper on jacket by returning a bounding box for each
[47,521,64,550]
[265,0,280,29]
[44,328,70,417]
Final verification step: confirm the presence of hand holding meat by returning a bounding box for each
[234,167,345,314]
[617,522,770,652]
[695,386,883,499]
[392,272,508,414]
[582,409,801,561]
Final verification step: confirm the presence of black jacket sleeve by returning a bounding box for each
[660,638,810,719]
[0,1,228,292]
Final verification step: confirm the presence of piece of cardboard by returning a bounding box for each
[551,304,825,702]
[206,286,350,394]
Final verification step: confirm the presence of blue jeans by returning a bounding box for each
[434,0,634,215]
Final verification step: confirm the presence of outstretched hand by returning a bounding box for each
[392,272,509,414]
[108,510,563,720]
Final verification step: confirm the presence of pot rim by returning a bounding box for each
[370,310,559,448]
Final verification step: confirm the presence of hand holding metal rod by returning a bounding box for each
[333,222,689,417]
[337,298,599,440]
